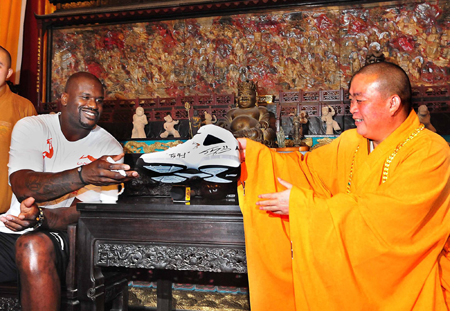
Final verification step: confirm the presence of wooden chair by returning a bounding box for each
[0,224,129,311]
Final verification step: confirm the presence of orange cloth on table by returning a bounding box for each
[440,237,450,308]
[239,110,450,311]
[0,85,36,213]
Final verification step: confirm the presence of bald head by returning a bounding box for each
[350,62,412,113]
[348,62,414,147]
[352,62,412,112]
[64,72,104,94]
[0,46,11,69]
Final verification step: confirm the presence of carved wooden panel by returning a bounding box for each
[0,297,21,311]
[280,105,297,116]
[321,89,343,102]
[302,91,320,103]
[301,104,319,117]
[211,107,229,119]
[279,91,301,104]
[96,242,247,273]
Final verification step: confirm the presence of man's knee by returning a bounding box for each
[15,232,56,276]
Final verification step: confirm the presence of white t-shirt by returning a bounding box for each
[0,113,123,234]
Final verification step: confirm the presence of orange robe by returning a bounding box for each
[239,110,450,310]
[0,85,36,212]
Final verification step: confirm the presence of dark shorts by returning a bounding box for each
[0,230,69,284]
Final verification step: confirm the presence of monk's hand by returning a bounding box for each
[0,197,39,232]
[257,178,292,215]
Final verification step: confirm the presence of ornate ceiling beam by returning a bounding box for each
[35,0,398,27]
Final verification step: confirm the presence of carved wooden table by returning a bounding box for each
[76,196,246,311]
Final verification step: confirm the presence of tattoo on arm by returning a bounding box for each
[25,176,75,198]
[13,169,83,203]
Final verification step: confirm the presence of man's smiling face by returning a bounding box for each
[63,76,104,131]
[349,73,392,147]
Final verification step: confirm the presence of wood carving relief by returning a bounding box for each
[0,297,21,311]
[48,1,450,102]
[96,243,247,273]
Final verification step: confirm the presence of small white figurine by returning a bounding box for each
[131,106,148,139]
[160,113,180,138]
[418,104,437,132]
[321,105,341,135]
[203,111,217,125]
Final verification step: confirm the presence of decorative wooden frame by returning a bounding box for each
[35,0,421,109]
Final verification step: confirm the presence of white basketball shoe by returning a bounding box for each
[136,124,241,183]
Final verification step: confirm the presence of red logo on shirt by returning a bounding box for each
[42,138,54,159]
[77,155,97,165]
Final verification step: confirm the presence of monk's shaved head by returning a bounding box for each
[64,72,104,94]
[0,46,12,69]
[351,62,412,112]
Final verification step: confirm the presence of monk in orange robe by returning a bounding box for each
[237,62,450,310]
[0,46,36,213]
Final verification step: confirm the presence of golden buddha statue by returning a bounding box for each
[224,80,275,146]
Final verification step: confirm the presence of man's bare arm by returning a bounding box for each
[42,201,80,231]
[10,154,137,203]
[10,168,84,203]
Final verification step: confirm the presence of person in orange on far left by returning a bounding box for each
[0,46,37,213]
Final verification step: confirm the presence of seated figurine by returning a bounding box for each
[160,113,180,138]
[223,80,275,146]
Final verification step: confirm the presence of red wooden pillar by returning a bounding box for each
[20,0,46,110]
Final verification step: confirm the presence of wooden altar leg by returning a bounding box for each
[77,218,106,311]
[157,279,172,311]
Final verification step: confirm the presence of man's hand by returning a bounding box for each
[0,197,39,232]
[80,153,139,186]
[257,178,292,215]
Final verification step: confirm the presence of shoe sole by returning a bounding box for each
[136,158,240,184]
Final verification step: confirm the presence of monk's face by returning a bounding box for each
[349,73,392,147]
[0,49,12,89]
